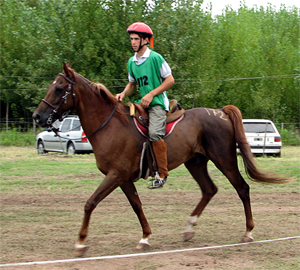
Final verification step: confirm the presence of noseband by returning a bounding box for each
[42,73,75,125]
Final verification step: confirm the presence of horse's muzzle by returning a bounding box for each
[32,112,48,127]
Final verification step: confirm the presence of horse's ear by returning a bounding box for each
[63,62,75,80]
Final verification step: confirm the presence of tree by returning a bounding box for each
[0,0,299,125]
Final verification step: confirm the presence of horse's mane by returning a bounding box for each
[75,73,129,125]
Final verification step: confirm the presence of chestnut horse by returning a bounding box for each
[32,63,291,256]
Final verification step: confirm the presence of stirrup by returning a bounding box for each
[147,172,167,189]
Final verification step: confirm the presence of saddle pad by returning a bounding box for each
[133,114,184,138]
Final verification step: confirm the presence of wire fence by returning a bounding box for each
[0,118,37,133]
[0,118,299,134]
[0,74,298,91]
[0,118,298,148]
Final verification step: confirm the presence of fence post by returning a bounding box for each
[33,119,36,134]
[6,103,9,131]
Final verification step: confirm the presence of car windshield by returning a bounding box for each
[243,123,276,133]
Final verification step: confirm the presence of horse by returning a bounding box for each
[32,62,292,257]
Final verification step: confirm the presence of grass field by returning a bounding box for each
[0,146,299,269]
[1,146,299,194]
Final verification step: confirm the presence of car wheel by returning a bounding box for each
[37,141,47,155]
[275,152,281,158]
[67,142,76,155]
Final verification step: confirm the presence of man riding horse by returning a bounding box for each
[116,22,175,189]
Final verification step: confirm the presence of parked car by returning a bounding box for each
[36,116,93,155]
[237,119,282,157]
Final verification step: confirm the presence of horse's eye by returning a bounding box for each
[55,87,64,95]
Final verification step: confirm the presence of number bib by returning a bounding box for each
[128,51,169,110]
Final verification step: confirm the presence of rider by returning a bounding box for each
[116,22,175,189]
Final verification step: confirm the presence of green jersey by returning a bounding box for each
[127,50,169,110]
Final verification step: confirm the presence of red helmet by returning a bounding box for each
[127,22,154,48]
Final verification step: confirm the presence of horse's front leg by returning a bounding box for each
[120,181,152,249]
[75,174,120,257]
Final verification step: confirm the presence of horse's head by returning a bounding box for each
[32,62,77,127]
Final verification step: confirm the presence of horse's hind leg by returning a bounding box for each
[120,181,152,249]
[212,155,254,242]
[220,167,254,242]
[184,156,218,241]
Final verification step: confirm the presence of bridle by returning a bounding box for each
[41,72,120,140]
[42,73,76,125]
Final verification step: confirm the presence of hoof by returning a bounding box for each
[75,243,89,257]
[241,236,254,243]
[184,231,195,242]
[136,242,151,250]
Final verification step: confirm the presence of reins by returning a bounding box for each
[84,99,120,139]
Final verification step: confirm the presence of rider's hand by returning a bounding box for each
[141,93,154,108]
[116,92,125,102]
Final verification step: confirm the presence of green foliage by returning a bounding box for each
[280,128,300,146]
[0,127,299,147]
[0,0,299,124]
[0,129,36,146]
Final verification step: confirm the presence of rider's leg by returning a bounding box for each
[148,106,168,189]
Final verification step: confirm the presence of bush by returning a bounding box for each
[280,128,300,146]
[1,127,299,147]
[0,129,36,147]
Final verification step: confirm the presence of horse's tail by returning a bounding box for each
[223,105,293,184]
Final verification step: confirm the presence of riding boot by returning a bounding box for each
[148,139,168,189]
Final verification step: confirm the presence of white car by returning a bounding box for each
[36,116,93,155]
[238,119,282,157]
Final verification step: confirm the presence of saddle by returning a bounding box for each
[128,99,185,138]
[127,100,185,182]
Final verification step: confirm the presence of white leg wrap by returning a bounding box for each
[75,243,88,249]
[139,237,150,245]
[185,215,198,232]
[244,231,253,239]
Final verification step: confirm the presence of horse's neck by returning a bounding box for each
[75,87,112,135]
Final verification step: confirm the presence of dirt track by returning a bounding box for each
[1,192,299,269]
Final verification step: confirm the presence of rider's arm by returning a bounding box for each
[140,74,174,108]
[150,74,174,97]
[116,81,137,101]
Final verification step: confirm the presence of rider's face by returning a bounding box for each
[130,33,148,52]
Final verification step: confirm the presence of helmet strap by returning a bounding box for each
[136,43,148,52]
